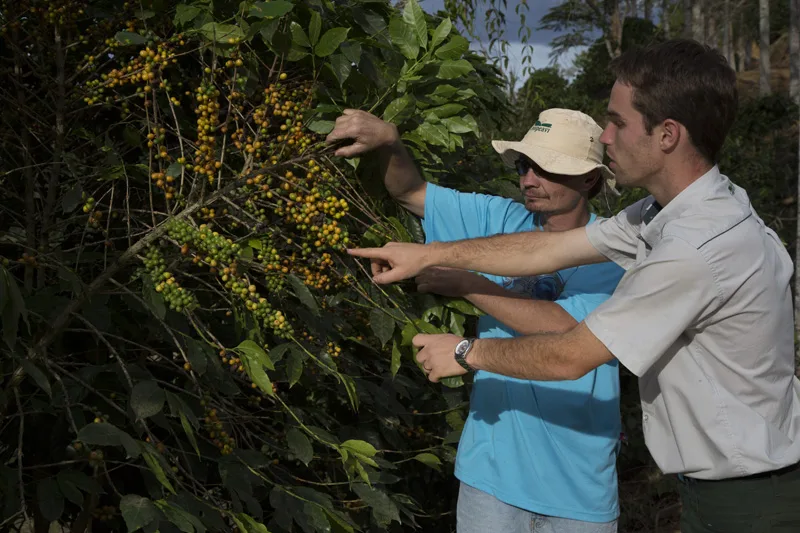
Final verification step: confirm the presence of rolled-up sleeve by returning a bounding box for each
[585,199,648,269]
[583,237,722,377]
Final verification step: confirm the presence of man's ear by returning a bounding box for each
[660,118,681,152]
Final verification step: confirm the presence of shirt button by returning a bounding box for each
[643,414,649,422]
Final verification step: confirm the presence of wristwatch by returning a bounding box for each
[454,337,477,372]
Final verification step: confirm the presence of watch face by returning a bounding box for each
[455,339,470,356]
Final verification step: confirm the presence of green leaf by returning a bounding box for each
[390,340,402,377]
[242,352,274,397]
[437,59,474,79]
[442,116,477,134]
[369,309,395,347]
[250,0,294,19]
[286,349,304,387]
[353,9,386,35]
[155,501,198,533]
[62,184,83,213]
[402,0,427,49]
[166,162,183,178]
[239,514,271,533]
[434,35,469,60]
[341,439,377,458]
[77,422,141,459]
[58,470,103,496]
[143,278,166,320]
[37,478,64,522]
[303,503,331,532]
[290,21,310,47]
[288,274,319,315]
[186,339,209,375]
[174,5,202,27]
[352,483,400,527]
[120,494,160,532]
[315,27,349,57]
[413,452,442,471]
[259,18,281,44]
[131,380,165,420]
[287,428,314,465]
[287,47,309,61]
[341,375,358,411]
[115,31,148,45]
[382,94,414,124]
[339,41,361,64]
[440,376,464,388]
[236,340,275,371]
[429,103,465,118]
[445,298,483,315]
[389,17,418,60]
[415,122,450,147]
[21,359,51,397]
[309,11,322,45]
[431,18,452,48]
[180,411,201,456]
[307,120,335,134]
[56,471,84,506]
[200,23,244,43]
[143,447,176,494]
[326,54,351,86]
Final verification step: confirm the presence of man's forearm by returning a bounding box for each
[466,333,578,380]
[378,140,426,217]
[426,228,607,278]
[462,279,576,335]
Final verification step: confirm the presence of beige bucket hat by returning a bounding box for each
[491,108,618,195]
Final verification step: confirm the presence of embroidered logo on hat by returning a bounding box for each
[530,120,552,133]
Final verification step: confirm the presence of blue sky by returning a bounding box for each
[418,0,590,86]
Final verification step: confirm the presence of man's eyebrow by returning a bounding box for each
[605,110,622,119]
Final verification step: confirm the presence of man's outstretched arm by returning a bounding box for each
[348,226,608,284]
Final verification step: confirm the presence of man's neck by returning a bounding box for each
[647,158,715,207]
[539,203,592,233]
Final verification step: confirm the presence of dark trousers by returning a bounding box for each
[677,462,800,532]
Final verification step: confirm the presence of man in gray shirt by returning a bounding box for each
[349,39,800,530]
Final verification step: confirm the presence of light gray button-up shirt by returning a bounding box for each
[584,166,800,480]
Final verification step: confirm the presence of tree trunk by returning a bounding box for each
[723,0,733,67]
[790,0,799,103]
[645,0,653,21]
[758,0,771,95]
[663,0,671,34]
[706,6,716,48]
[610,0,624,57]
[692,0,704,42]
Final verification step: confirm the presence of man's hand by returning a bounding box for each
[415,266,481,297]
[347,242,436,284]
[413,334,467,383]
[325,109,399,158]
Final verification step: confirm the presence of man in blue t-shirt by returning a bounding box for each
[326,108,625,532]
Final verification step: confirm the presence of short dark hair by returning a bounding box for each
[609,39,738,163]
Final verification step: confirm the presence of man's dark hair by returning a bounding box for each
[609,39,738,163]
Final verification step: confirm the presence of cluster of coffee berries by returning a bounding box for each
[142,246,198,313]
[203,405,234,455]
[193,82,222,184]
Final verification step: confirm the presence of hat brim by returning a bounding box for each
[491,140,619,196]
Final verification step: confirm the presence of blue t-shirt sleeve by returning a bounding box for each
[421,182,533,244]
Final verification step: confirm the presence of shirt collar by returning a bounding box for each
[640,165,724,247]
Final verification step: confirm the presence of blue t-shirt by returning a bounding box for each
[421,183,624,523]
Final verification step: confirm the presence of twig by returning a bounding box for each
[14,387,29,523]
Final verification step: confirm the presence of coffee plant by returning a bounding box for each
[0,0,511,531]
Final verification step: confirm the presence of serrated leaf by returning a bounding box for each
[389,17,418,60]
[131,380,165,420]
[236,340,275,370]
[200,23,244,43]
[431,18,452,48]
[369,309,395,346]
[21,359,51,397]
[62,184,83,213]
[315,27,349,57]
[250,0,294,18]
[352,483,399,527]
[287,428,313,465]
[288,274,319,315]
[413,452,442,471]
[174,5,202,27]
[115,31,148,45]
[309,11,322,45]
[382,94,414,124]
[402,0,427,49]
[120,494,159,532]
[307,120,335,134]
[290,21,310,47]
[434,35,469,60]
[391,340,402,377]
[77,422,141,459]
[37,478,64,522]
[437,59,474,79]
